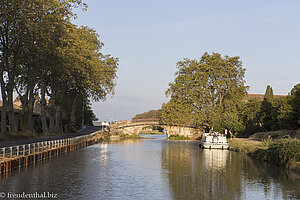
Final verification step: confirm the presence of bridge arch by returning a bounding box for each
[110,119,202,138]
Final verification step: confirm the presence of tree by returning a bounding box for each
[241,99,263,136]
[264,85,274,102]
[55,24,118,132]
[132,109,162,120]
[289,83,300,129]
[260,85,277,131]
[0,0,26,133]
[162,52,247,132]
[0,0,118,135]
[161,100,194,127]
[276,96,294,129]
[83,100,98,126]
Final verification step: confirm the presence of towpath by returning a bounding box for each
[0,126,101,148]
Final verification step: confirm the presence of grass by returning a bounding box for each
[168,134,190,140]
[117,133,141,139]
[229,138,267,154]
[139,132,164,135]
[0,131,39,141]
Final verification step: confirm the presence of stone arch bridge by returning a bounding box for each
[110,119,202,138]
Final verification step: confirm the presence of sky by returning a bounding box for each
[73,0,300,122]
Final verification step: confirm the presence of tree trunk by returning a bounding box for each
[1,100,7,133]
[55,105,63,133]
[40,83,49,135]
[7,84,17,132]
[70,94,79,132]
[61,108,68,133]
[0,76,7,133]
[28,85,35,133]
[49,98,55,133]
[18,88,29,132]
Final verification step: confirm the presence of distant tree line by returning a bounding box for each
[241,84,300,136]
[134,52,300,136]
[132,110,162,120]
[0,0,118,134]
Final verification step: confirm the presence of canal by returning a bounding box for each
[0,134,299,199]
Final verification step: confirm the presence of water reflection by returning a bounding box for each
[203,149,228,170]
[0,136,299,200]
[162,140,300,200]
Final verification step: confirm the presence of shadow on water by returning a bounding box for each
[161,141,300,200]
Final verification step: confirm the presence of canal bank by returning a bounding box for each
[166,133,300,175]
[0,131,104,174]
[229,137,300,175]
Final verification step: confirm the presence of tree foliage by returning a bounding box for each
[162,52,247,132]
[161,53,300,136]
[0,0,118,134]
[132,109,161,120]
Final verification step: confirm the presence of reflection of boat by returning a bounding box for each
[199,132,229,149]
[203,149,229,169]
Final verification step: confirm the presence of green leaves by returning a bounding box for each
[162,52,247,131]
[0,0,118,133]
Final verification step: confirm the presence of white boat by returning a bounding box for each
[199,132,229,150]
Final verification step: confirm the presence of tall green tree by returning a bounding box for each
[290,83,300,129]
[0,0,26,133]
[260,85,277,131]
[275,96,294,129]
[162,52,247,132]
[0,0,118,135]
[56,24,118,132]
[264,85,274,102]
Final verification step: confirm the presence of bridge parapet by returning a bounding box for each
[110,119,161,129]
[110,119,202,138]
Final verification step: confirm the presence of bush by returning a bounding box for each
[168,134,189,140]
[119,134,141,139]
[267,138,300,165]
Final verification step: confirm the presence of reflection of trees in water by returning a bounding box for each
[161,141,243,200]
[161,141,300,200]
[241,157,300,199]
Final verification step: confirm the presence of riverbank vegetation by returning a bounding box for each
[139,132,164,135]
[113,133,141,139]
[168,135,190,140]
[0,0,118,136]
[230,137,300,173]
[0,131,38,141]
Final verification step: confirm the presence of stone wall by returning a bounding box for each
[163,126,202,138]
[112,126,144,135]
[112,124,202,138]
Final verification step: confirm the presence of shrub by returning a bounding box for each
[168,134,189,140]
[267,138,300,165]
[262,135,273,147]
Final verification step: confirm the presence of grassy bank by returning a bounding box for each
[229,138,267,154]
[168,135,190,140]
[0,132,39,141]
[139,132,164,135]
[116,133,141,139]
[230,137,300,174]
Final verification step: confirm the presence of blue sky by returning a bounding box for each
[74,0,300,121]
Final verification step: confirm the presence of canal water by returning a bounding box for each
[0,135,299,200]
